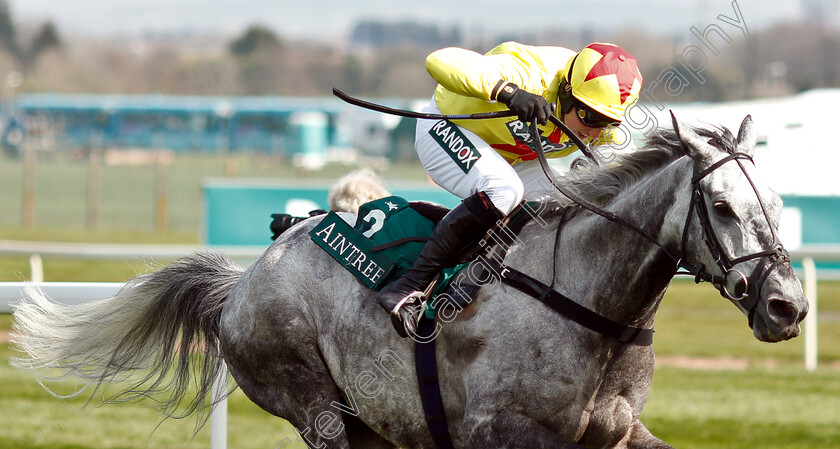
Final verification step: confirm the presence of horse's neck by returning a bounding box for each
[514,158,693,327]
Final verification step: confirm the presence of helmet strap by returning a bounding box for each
[557,80,575,116]
[558,53,580,116]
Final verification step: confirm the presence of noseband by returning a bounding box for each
[679,151,790,326]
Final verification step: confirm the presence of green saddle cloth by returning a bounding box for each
[309,196,466,307]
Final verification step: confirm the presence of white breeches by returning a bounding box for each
[414,99,559,215]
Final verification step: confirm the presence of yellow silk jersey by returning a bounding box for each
[426,41,621,165]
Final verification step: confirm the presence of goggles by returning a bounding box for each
[575,102,620,129]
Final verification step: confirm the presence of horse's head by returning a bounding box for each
[671,113,808,342]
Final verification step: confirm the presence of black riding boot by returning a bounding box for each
[378,191,503,337]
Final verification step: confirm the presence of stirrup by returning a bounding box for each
[390,291,426,338]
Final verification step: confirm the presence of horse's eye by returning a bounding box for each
[713,201,736,219]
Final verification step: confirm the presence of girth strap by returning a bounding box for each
[414,317,455,449]
[497,264,655,346]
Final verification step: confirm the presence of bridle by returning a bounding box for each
[680,150,790,325]
[525,120,790,323]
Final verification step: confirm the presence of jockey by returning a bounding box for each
[380,41,644,337]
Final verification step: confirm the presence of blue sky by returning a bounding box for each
[8,0,808,41]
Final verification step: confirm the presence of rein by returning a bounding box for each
[332,89,789,335]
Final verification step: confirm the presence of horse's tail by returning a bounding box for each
[10,252,245,427]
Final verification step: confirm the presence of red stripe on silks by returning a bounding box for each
[493,142,539,162]
[493,127,566,162]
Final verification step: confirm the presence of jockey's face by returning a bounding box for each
[562,108,606,141]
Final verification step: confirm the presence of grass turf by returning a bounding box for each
[0,341,306,449]
[642,366,840,448]
[3,336,839,449]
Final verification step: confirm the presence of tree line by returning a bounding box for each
[0,0,837,102]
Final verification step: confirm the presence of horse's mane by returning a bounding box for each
[547,123,737,211]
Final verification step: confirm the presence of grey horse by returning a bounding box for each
[11,115,808,449]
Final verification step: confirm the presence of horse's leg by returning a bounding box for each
[344,414,398,449]
[467,408,585,449]
[227,358,353,449]
[620,420,674,449]
[227,345,396,449]
[220,245,359,448]
[223,313,355,449]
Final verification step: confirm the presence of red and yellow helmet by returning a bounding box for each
[561,42,643,123]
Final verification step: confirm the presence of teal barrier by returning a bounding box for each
[782,195,840,272]
[203,180,460,246]
[782,196,840,245]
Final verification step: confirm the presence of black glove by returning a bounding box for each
[496,83,553,125]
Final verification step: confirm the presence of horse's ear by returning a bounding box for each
[736,114,757,158]
[670,110,715,163]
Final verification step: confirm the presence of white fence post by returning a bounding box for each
[210,356,228,449]
[29,254,43,283]
[803,257,818,372]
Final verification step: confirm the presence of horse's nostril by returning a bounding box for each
[768,299,798,323]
